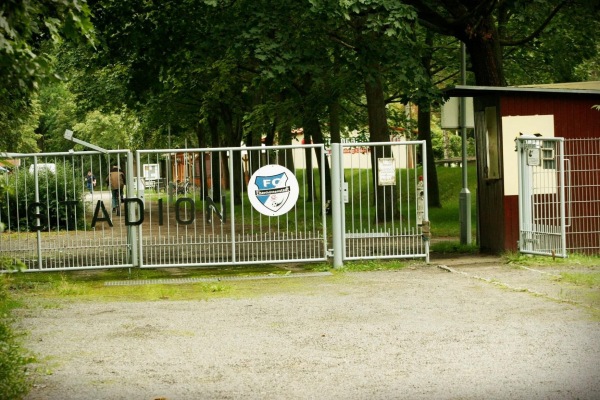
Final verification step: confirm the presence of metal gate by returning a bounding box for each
[1,141,428,272]
[135,145,328,268]
[331,140,429,264]
[0,150,135,271]
[517,136,567,257]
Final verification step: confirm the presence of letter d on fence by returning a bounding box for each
[123,198,145,226]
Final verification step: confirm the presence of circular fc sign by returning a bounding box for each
[248,164,299,216]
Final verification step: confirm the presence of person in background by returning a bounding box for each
[85,170,96,194]
[106,165,125,216]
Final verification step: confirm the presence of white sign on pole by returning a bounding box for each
[441,97,475,129]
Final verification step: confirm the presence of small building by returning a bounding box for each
[445,82,600,254]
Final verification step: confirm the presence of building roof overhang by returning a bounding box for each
[444,81,600,98]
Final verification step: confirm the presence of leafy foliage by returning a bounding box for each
[0,86,41,153]
[73,109,141,151]
[36,81,79,152]
[1,163,85,232]
[0,0,94,90]
[403,0,600,86]
[0,275,34,399]
[0,0,94,153]
[502,0,600,84]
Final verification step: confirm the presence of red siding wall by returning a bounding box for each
[501,95,600,139]
[503,195,519,251]
[499,93,600,253]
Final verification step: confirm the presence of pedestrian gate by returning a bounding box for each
[331,141,429,265]
[517,136,567,257]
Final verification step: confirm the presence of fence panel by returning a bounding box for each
[337,140,429,262]
[0,150,133,271]
[135,144,328,268]
[564,138,600,255]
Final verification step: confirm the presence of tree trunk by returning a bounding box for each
[418,31,441,208]
[303,123,314,202]
[364,72,395,222]
[245,131,261,178]
[221,103,242,204]
[278,120,295,172]
[304,114,331,203]
[208,115,221,200]
[196,124,210,200]
[417,106,441,208]
[329,98,341,144]
[461,15,505,86]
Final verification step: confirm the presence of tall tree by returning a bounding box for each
[404,0,600,86]
[0,0,93,152]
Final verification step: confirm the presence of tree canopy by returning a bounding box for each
[0,0,94,152]
[1,0,598,168]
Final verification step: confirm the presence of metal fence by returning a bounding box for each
[1,141,430,272]
[518,137,600,257]
[564,138,600,255]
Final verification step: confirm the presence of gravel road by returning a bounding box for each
[17,256,600,400]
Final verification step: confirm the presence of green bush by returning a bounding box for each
[1,162,85,232]
[0,275,33,399]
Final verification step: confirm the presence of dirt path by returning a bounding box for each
[17,256,600,400]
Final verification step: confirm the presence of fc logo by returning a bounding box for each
[248,165,299,216]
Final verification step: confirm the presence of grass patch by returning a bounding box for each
[430,241,479,254]
[6,263,335,302]
[503,252,600,268]
[428,165,477,237]
[0,276,36,399]
[556,272,600,288]
[6,259,415,303]
[336,260,409,272]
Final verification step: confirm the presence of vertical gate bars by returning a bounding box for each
[0,150,133,271]
[135,144,327,268]
[563,138,600,255]
[518,137,567,257]
[333,140,429,263]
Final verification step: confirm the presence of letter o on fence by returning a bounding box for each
[175,198,195,225]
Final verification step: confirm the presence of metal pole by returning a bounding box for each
[135,150,143,268]
[228,149,237,263]
[558,139,567,257]
[33,156,43,269]
[459,42,472,245]
[331,143,343,268]
[421,141,430,263]
[126,151,138,267]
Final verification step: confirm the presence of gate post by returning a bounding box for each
[32,155,43,269]
[557,139,567,258]
[126,151,138,267]
[331,143,344,268]
[135,151,144,268]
